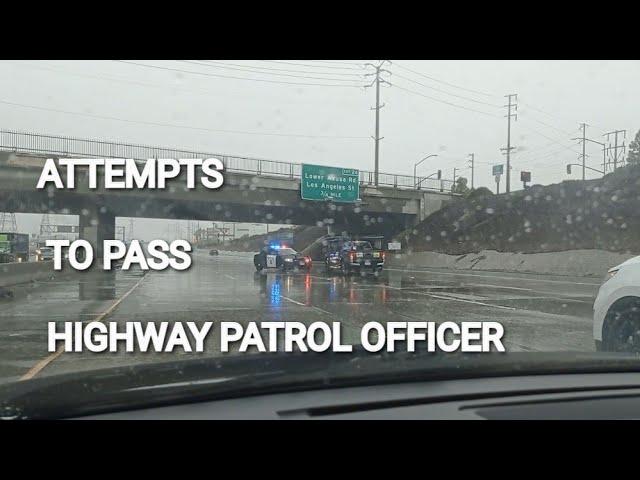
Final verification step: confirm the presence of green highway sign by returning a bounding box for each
[301,164,360,203]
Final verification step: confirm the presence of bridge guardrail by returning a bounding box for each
[0,129,455,193]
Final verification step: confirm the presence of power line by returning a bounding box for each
[177,60,366,82]
[3,61,248,100]
[518,125,582,155]
[4,61,364,110]
[518,99,579,124]
[195,60,366,77]
[0,99,370,140]
[515,135,582,159]
[393,72,503,108]
[518,113,577,137]
[392,61,498,98]
[525,143,582,166]
[255,60,365,70]
[310,60,366,67]
[392,83,502,118]
[115,61,367,88]
[517,141,582,162]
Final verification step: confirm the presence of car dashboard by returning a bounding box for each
[78,372,640,420]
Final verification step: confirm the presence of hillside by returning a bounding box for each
[403,164,640,255]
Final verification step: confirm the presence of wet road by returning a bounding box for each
[0,250,602,383]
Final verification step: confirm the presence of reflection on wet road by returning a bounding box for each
[0,250,600,383]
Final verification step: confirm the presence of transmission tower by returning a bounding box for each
[604,129,626,173]
[40,214,53,236]
[0,213,17,232]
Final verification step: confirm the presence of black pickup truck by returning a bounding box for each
[337,240,385,277]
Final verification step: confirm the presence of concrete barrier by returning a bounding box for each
[0,260,72,287]
[387,249,638,278]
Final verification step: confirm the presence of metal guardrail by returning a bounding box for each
[0,129,455,193]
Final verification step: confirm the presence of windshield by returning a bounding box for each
[349,241,372,251]
[1,59,639,417]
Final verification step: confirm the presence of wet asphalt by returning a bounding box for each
[0,250,602,384]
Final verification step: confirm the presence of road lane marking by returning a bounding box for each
[386,267,602,286]
[312,306,332,316]
[504,340,540,352]
[307,275,334,282]
[280,295,306,306]
[462,283,595,301]
[465,283,541,292]
[430,291,490,301]
[486,296,593,304]
[388,283,594,304]
[20,272,149,381]
[279,295,333,316]
[408,290,517,311]
[224,274,237,281]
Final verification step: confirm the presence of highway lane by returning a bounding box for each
[0,250,602,383]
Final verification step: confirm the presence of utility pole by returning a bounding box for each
[580,123,588,181]
[502,94,518,193]
[603,129,626,172]
[365,61,391,186]
[468,153,475,189]
[453,167,458,192]
[572,126,606,179]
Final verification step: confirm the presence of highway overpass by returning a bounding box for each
[0,130,457,255]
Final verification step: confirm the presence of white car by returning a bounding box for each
[594,255,640,352]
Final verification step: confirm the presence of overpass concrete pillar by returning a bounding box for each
[79,209,115,264]
[418,193,445,224]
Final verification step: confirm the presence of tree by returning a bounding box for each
[453,177,471,196]
[628,129,640,165]
[467,186,494,200]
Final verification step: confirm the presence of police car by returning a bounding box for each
[253,244,312,273]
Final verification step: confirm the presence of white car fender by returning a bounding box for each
[594,256,640,342]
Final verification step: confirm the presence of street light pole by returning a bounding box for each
[566,163,604,175]
[415,170,442,189]
[413,154,438,188]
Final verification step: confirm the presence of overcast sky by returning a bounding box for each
[1,60,639,238]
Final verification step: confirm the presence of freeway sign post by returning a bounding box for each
[493,164,504,194]
[301,164,360,203]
